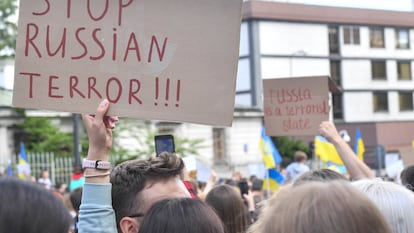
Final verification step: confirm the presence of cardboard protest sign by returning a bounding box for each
[263,76,340,136]
[399,146,414,167]
[13,0,243,126]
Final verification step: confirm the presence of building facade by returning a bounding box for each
[2,1,414,175]
[237,1,414,153]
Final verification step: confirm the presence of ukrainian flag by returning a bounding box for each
[259,127,282,169]
[17,142,31,180]
[263,169,285,192]
[353,128,365,161]
[314,136,343,165]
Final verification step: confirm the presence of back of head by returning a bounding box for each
[293,168,347,186]
[70,187,83,213]
[205,184,248,233]
[138,198,225,233]
[251,178,263,192]
[353,179,414,233]
[401,165,414,192]
[110,152,184,226]
[254,181,391,233]
[293,151,307,162]
[0,177,72,233]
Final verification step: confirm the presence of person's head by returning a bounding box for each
[205,184,248,233]
[138,198,225,233]
[353,179,414,233]
[110,152,190,233]
[251,178,263,192]
[293,151,307,163]
[72,165,83,175]
[400,165,414,192]
[251,181,392,233]
[293,168,347,186]
[0,177,72,233]
[40,169,49,178]
[232,171,242,182]
[70,187,83,214]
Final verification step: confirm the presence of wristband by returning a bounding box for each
[82,159,111,170]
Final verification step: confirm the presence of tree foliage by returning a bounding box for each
[272,136,310,162]
[0,0,18,58]
[17,117,74,157]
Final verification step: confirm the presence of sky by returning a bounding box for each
[281,0,413,11]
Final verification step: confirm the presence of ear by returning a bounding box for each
[119,217,140,233]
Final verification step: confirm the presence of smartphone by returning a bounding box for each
[155,134,175,156]
[238,180,249,197]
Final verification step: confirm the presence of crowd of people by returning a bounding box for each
[2,98,414,233]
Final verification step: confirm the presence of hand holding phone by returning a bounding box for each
[155,134,175,156]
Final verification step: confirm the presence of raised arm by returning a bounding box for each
[78,99,118,233]
[318,121,373,180]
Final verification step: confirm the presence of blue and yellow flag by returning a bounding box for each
[263,169,284,192]
[314,136,343,165]
[353,128,365,161]
[259,127,282,169]
[17,142,31,180]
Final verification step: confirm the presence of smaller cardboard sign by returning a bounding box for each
[399,146,414,167]
[263,76,340,136]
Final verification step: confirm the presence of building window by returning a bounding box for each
[343,26,360,45]
[395,28,410,49]
[370,28,385,48]
[397,61,411,80]
[371,61,387,80]
[332,93,343,120]
[330,60,341,86]
[213,128,226,163]
[399,92,413,111]
[329,26,339,54]
[373,92,388,112]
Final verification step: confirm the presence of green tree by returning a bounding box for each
[272,136,310,162]
[17,117,74,157]
[0,0,18,58]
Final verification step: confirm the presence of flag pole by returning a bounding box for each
[266,169,271,198]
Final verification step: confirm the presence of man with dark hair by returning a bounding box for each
[401,164,414,192]
[78,100,189,233]
[110,153,189,232]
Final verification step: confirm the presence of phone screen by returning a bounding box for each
[155,135,175,156]
[238,180,249,197]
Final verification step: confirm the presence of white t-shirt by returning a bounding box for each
[38,178,52,189]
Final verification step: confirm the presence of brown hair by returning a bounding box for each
[251,181,392,233]
[110,152,184,230]
[293,168,347,186]
[138,198,225,233]
[205,185,248,233]
[293,151,307,162]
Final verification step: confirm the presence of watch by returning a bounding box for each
[82,159,111,170]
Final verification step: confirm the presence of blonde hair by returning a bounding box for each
[249,181,391,233]
[353,179,414,233]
